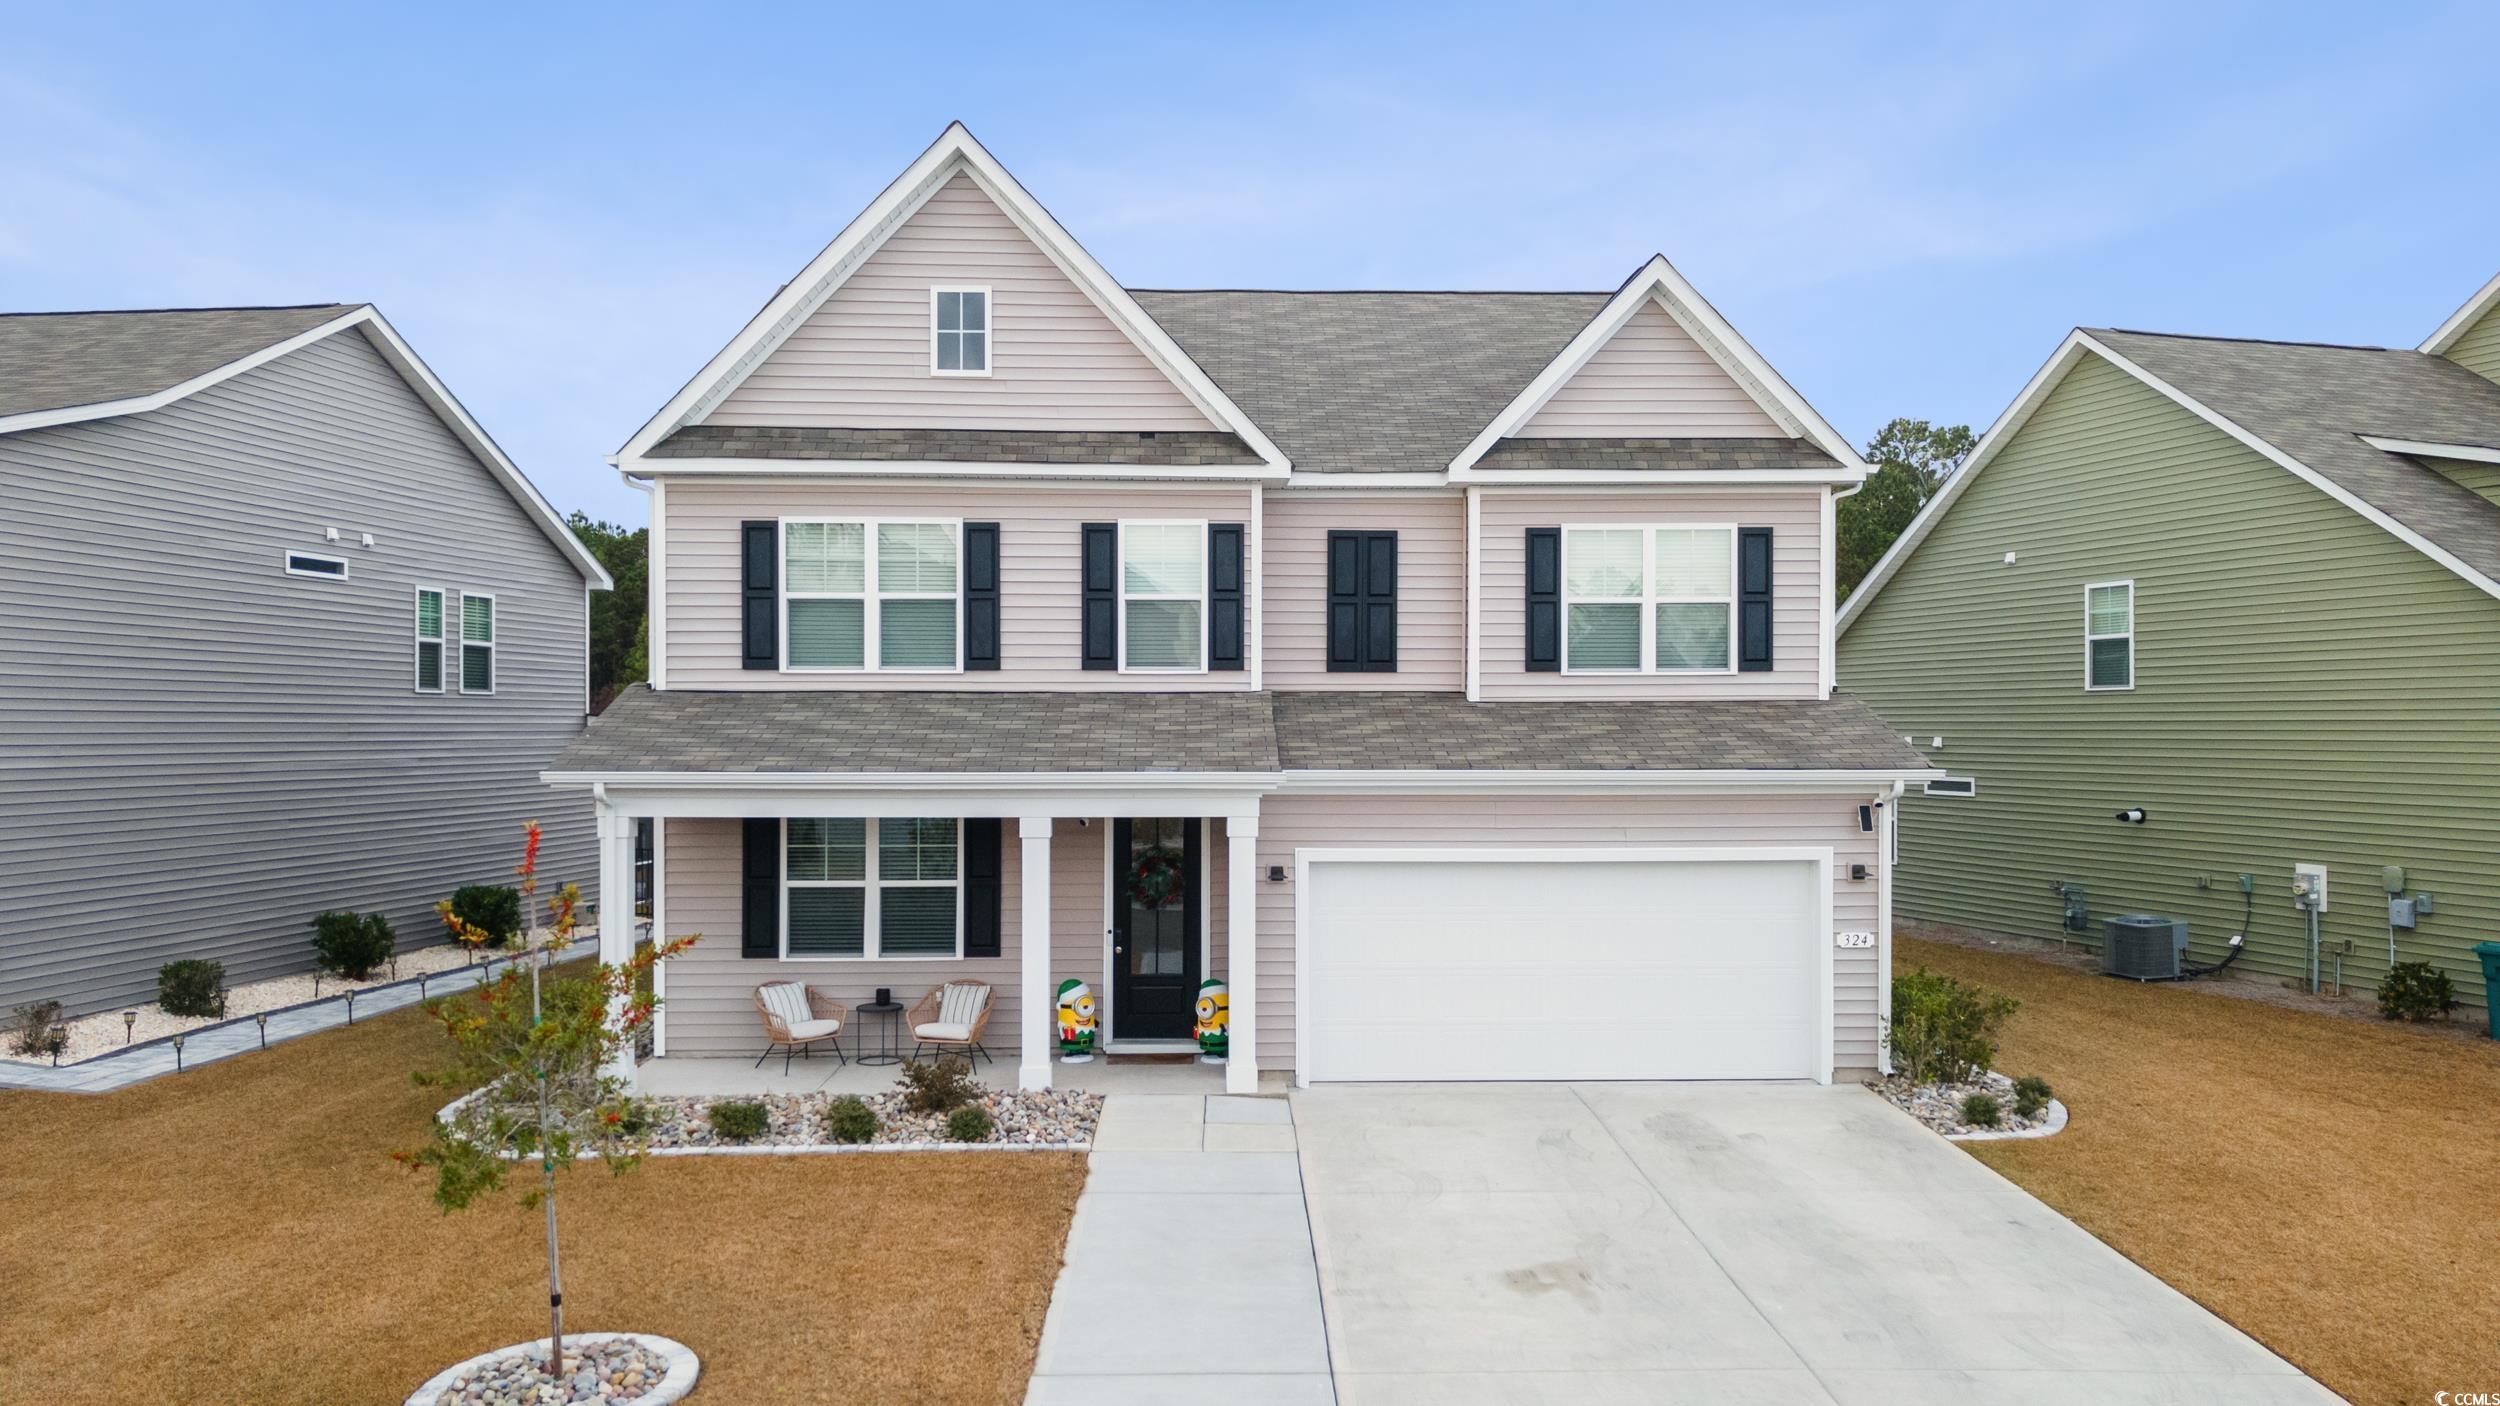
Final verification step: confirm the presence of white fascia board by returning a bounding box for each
[1282,768,1943,794]
[614,122,1289,473]
[1447,255,1869,478]
[618,455,1284,482]
[1459,468,1862,487]
[2422,269,2500,354]
[553,770,1281,820]
[2358,435,2500,465]
[1281,470,1451,488]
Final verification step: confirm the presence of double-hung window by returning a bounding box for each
[783,520,961,671]
[2085,580,2134,690]
[784,818,962,959]
[932,287,989,375]
[1562,525,1735,672]
[459,593,495,694]
[1120,521,1205,671]
[414,588,445,693]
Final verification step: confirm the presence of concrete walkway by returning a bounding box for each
[1025,1093,1334,1405]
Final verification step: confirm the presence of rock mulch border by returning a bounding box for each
[1867,1069,2070,1142]
[437,1086,1103,1156]
[403,1332,698,1406]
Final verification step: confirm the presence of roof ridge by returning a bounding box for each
[0,303,354,319]
[2093,326,2409,355]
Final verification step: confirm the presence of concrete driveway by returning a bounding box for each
[1294,1082,2340,1406]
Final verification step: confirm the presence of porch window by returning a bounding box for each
[459,593,495,693]
[1562,524,1734,673]
[784,818,961,959]
[414,587,445,693]
[783,520,960,671]
[1120,521,1205,671]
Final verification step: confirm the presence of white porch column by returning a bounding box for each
[1225,814,1259,1094]
[1018,816,1055,1091]
[595,802,638,1090]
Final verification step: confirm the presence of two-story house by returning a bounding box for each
[557,125,1935,1093]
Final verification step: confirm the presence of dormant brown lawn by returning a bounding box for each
[1901,934,2500,1406]
[0,990,1084,1406]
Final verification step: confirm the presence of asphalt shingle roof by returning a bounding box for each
[557,686,1932,777]
[2090,329,2500,583]
[0,305,357,421]
[1476,436,1839,472]
[648,424,1260,466]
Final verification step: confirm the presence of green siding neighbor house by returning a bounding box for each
[1839,278,2500,1005]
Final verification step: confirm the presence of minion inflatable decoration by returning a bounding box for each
[1056,978,1098,1062]
[1193,978,1229,1061]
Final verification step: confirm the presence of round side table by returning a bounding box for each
[854,1000,906,1066]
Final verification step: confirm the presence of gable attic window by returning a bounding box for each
[932,287,990,375]
[284,551,349,579]
[2085,580,2134,691]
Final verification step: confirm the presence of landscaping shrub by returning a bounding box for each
[2011,1075,2054,1119]
[707,1100,770,1143]
[825,1094,878,1144]
[1959,1092,2002,1128]
[2378,961,2456,1023]
[448,884,525,949]
[899,1055,981,1114]
[9,1000,67,1060]
[1887,967,2018,1084]
[158,959,227,1018]
[946,1104,994,1143]
[310,910,396,981]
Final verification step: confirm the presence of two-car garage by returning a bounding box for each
[1295,848,1832,1084]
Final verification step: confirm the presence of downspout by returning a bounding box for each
[1876,778,1902,1074]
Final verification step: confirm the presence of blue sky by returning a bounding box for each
[5,2,2495,521]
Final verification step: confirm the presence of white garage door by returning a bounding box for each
[1301,852,1827,1083]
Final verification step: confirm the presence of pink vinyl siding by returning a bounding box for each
[704,172,1215,433]
[1478,488,1824,699]
[657,816,1231,1057]
[659,479,1254,689]
[1261,491,1465,691]
[1250,792,1883,1078]
[1518,301,1786,438]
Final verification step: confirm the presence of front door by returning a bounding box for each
[1111,817,1202,1041]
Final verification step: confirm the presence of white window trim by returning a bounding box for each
[1560,523,1738,675]
[413,586,446,695]
[1117,519,1210,674]
[929,285,993,378]
[780,818,966,961]
[458,590,497,696]
[284,550,349,580]
[2084,578,2135,692]
[1924,776,1978,798]
[779,518,965,675]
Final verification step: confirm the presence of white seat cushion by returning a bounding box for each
[784,1017,841,1040]
[936,983,988,1028]
[761,983,814,1030]
[915,1021,975,1042]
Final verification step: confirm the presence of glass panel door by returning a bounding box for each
[1110,818,1201,1040]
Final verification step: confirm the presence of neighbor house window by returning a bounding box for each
[1925,777,1978,798]
[932,287,989,375]
[2085,580,2133,690]
[782,520,961,671]
[284,550,348,579]
[784,818,961,959]
[414,588,445,693]
[459,593,495,694]
[1120,521,1205,671]
[1563,525,1734,672]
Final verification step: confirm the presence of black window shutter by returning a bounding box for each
[1525,527,1562,672]
[740,818,779,958]
[741,521,778,670]
[1327,530,1398,672]
[1081,523,1117,670]
[962,818,1003,957]
[1209,522,1245,671]
[1738,527,1774,672]
[964,522,1000,670]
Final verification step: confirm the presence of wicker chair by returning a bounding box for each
[907,981,994,1066]
[753,981,849,1073]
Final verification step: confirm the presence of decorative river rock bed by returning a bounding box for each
[640,1087,1103,1150]
[407,1333,698,1406]
[1866,1069,2067,1141]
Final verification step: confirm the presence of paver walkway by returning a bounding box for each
[1025,1093,1335,1405]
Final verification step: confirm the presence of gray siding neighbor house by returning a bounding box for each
[0,304,611,1016]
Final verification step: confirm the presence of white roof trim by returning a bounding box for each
[1447,255,1867,479]
[629,457,1281,482]
[2421,270,2500,355]
[0,306,609,589]
[613,122,1289,474]
[2359,435,2500,466]
[1838,330,2500,634]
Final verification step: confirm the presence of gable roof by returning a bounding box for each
[2422,270,2500,355]
[1838,328,2500,633]
[614,123,1288,473]
[0,304,609,588]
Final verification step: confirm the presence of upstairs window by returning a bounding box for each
[1120,521,1205,671]
[932,287,989,375]
[414,588,445,693]
[784,519,961,671]
[2085,580,2134,690]
[1562,525,1734,673]
[459,593,496,694]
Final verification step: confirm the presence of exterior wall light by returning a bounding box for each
[2115,808,2148,824]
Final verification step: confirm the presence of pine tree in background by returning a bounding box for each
[567,513,648,711]
[1838,419,1976,601]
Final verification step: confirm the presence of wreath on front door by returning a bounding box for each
[1127,844,1188,909]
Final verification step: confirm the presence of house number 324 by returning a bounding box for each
[1834,931,1877,949]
